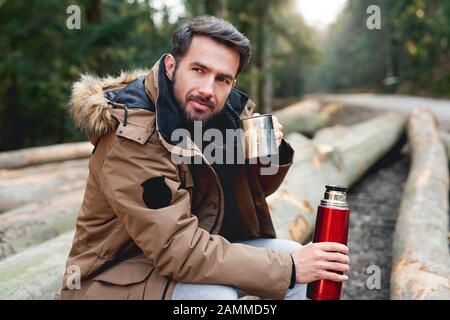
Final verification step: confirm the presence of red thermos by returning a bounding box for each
[306,185,350,300]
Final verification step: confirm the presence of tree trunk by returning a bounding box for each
[262,31,273,114]
[0,141,92,169]
[254,1,268,112]
[0,189,84,260]
[204,0,227,18]
[0,158,88,212]
[87,0,101,23]
[0,231,74,300]
[391,109,450,300]
[273,100,345,136]
[268,112,406,243]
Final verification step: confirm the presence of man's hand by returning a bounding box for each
[253,113,284,148]
[292,242,350,284]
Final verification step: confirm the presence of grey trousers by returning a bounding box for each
[171,238,307,300]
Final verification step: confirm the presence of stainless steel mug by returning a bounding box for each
[238,114,278,159]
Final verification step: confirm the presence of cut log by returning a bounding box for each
[0,189,84,260]
[391,109,450,300]
[268,112,406,243]
[0,142,92,169]
[274,99,345,136]
[0,231,73,300]
[319,94,450,130]
[0,159,88,212]
[0,158,88,181]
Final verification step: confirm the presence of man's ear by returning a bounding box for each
[164,54,176,81]
[232,79,237,88]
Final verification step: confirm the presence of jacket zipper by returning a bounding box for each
[151,70,224,299]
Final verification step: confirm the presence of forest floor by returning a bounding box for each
[341,145,410,300]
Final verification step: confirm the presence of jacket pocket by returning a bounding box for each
[83,258,154,300]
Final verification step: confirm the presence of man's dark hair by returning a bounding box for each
[171,16,251,76]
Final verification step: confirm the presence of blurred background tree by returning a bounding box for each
[307,0,450,96]
[0,0,448,151]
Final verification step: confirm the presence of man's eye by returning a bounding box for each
[217,77,230,85]
[192,67,203,74]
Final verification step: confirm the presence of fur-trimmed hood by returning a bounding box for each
[70,68,150,145]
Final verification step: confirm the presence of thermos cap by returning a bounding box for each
[322,184,348,208]
[325,185,347,193]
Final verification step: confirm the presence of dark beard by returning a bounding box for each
[171,83,217,131]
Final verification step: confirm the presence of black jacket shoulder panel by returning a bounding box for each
[105,77,155,112]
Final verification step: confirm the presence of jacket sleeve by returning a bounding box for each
[256,138,295,197]
[100,137,293,299]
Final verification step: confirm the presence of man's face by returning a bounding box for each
[165,36,240,122]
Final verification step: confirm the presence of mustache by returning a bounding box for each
[187,95,216,109]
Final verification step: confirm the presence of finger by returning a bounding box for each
[321,262,350,273]
[323,252,350,265]
[272,116,283,129]
[275,135,283,146]
[275,131,283,139]
[253,112,261,116]
[271,115,279,124]
[317,242,349,254]
[319,271,348,282]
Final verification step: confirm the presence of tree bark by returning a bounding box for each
[391,109,450,300]
[268,112,406,243]
[0,142,92,169]
[0,231,73,300]
[0,189,84,260]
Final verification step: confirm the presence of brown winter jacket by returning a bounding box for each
[60,55,296,300]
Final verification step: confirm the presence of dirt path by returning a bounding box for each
[341,148,410,300]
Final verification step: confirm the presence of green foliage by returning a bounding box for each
[0,0,318,151]
[0,0,175,151]
[308,0,450,97]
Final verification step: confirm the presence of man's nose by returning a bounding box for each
[198,77,214,98]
